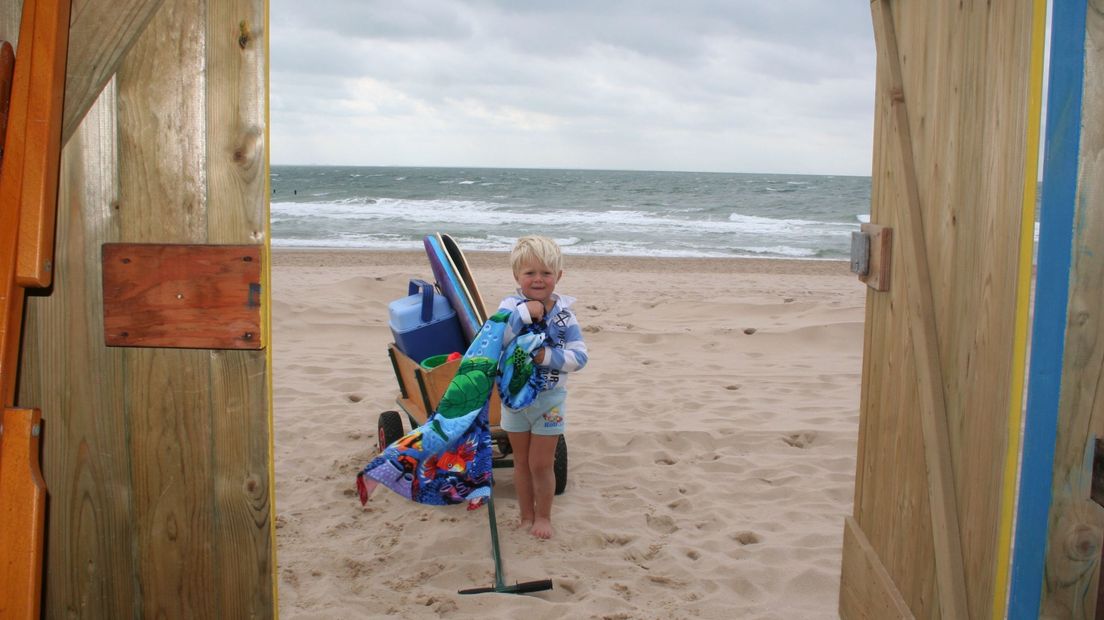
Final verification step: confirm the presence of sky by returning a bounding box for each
[270,1,877,176]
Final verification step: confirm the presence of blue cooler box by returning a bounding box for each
[389,279,465,364]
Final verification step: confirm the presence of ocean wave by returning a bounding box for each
[271,235,836,260]
[271,200,859,240]
[268,167,871,261]
[727,212,856,236]
[734,245,820,258]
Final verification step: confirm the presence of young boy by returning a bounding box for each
[498,235,588,539]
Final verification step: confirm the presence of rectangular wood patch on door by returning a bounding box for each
[102,243,263,349]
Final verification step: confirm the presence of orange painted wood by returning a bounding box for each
[16,0,71,288]
[0,0,36,408]
[0,408,47,620]
[102,243,264,349]
[0,41,14,149]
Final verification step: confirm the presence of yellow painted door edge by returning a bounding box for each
[263,0,278,615]
[992,1,1048,617]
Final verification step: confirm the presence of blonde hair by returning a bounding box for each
[510,235,563,276]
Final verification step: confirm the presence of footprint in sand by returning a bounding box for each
[558,579,579,595]
[645,514,679,534]
[602,533,634,547]
[782,432,817,448]
[733,531,762,545]
[647,575,686,588]
[666,498,692,513]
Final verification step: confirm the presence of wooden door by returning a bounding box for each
[1,0,276,617]
[840,1,1044,618]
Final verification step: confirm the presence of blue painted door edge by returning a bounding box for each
[1008,0,1088,617]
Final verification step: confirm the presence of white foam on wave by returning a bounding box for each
[273,199,664,232]
[271,235,838,260]
[270,200,856,259]
[727,212,856,237]
[735,245,819,258]
[272,237,420,250]
[273,201,859,245]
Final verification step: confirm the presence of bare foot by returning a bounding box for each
[530,518,554,539]
[517,517,534,531]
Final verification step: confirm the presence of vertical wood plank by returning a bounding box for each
[870,2,969,616]
[1042,1,1104,616]
[22,78,140,619]
[205,0,273,615]
[949,4,1034,618]
[62,0,167,143]
[851,5,939,611]
[116,0,214,617]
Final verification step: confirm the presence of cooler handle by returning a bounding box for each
[408,279,435,323]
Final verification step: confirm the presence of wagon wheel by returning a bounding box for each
[554,435,568,495]
[377,410,404,452]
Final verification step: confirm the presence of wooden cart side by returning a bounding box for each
[388,344,502,427]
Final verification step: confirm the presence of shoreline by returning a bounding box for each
[271,247,852,276]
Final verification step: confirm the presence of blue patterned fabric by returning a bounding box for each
[357,309,546,508]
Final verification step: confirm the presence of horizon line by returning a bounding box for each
[268,162,873,178]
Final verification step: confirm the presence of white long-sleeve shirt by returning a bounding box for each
[498,292,589,391]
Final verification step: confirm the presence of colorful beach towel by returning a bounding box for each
[357,309,546,508]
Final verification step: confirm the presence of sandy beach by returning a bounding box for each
[272,248,866,619]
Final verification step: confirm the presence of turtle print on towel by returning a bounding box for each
[356,310,546,508]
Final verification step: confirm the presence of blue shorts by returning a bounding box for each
[500,388,567,436]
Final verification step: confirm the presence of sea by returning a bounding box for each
[270,166,871,260]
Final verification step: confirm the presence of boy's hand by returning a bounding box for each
[532,347,546,364]
[525,300,545,321]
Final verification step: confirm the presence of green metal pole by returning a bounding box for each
[486,494,506,590]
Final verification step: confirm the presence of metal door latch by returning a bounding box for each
[850,223,893,292]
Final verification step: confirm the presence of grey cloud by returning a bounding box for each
[269,0,876,174]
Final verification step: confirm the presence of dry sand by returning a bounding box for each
[273,248,865,619]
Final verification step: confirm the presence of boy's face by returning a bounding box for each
[514,258,562,304]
